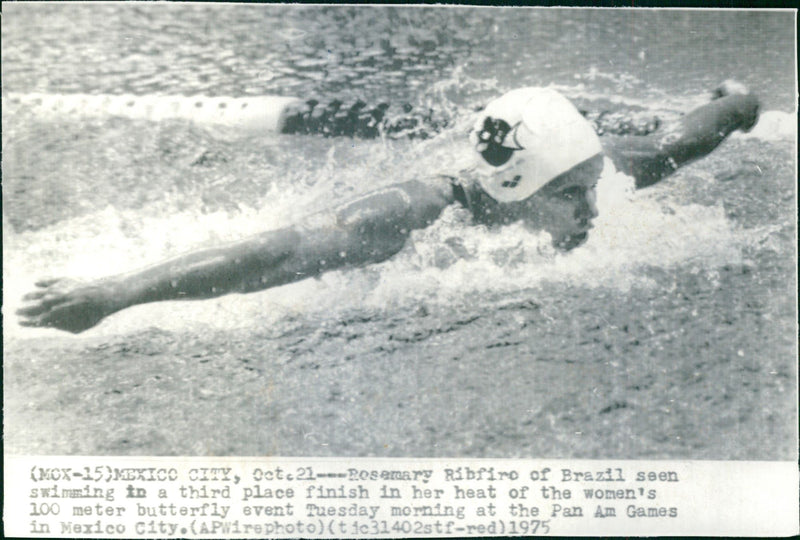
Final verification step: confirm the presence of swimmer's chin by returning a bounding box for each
[555,231,589,251]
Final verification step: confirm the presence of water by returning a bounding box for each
[2,6,796,109]
[2,5,796,458]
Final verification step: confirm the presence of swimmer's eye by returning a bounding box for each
[559,187,583,201]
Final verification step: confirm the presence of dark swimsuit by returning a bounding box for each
[444,174,519,226]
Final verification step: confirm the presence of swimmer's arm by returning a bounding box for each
[122,179,454,298]
[18,179,455,333]
[602,90,760,188]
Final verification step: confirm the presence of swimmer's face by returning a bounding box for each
[528,173,599,250]
[495,154,603,250]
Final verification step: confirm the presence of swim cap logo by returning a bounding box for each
[475,117,524,167]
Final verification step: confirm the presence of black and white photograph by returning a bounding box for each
[3,3,797,467]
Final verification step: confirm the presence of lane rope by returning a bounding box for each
[13,91,787,140]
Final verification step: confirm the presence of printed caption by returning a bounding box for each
[5,457,797,537]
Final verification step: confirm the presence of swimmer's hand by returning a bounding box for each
[17,277,119,333]
[711,79,760,132]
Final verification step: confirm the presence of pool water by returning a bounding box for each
[2,5,796,458]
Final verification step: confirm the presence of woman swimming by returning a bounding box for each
[17,80,759,333]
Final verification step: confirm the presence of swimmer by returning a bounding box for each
[17,80,759,333]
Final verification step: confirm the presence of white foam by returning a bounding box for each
[359,158,741,309]
[4,97,750,339]
[5,148,746,340]
[733,110,797,141]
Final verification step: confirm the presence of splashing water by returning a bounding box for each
[3,122,751,340]
[2,28,795,341]
[3,5,796,461]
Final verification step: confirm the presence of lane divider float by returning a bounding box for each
[5,92,303,134]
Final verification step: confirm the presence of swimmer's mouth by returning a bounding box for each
[557,231,589,251]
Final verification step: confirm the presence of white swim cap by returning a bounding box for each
[470,87,602,203]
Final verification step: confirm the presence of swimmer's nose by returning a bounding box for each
[587,188,599,218]
[575,189,599,220]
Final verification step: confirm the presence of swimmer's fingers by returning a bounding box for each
[22,283,66,300]
[18,299,98,333]
[18,312,70,331]
[18,278,83,316]
[17,308,56,327]
[16,295,70,316]
[710,81,760,133]
[34,277,64,288]
[17,277,108,333]
[17,303,48,317]
[19,282,74,307]
[18,316,50,328]
[22,289,48,300]
[22,277,84,303]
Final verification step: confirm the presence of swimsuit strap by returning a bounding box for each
[448,176,470,210]
[437,174,479,214]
